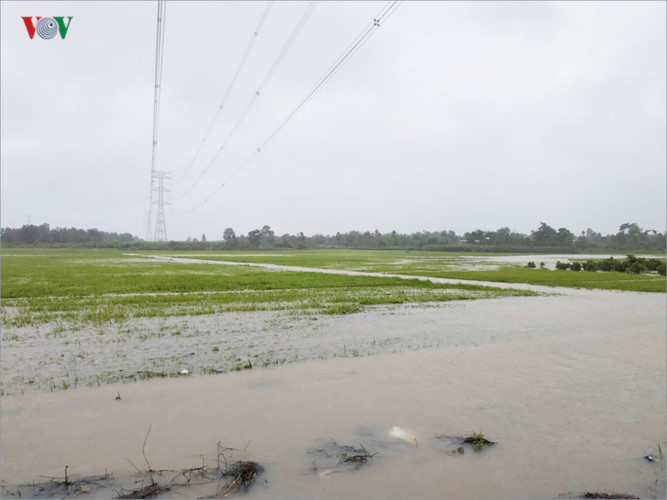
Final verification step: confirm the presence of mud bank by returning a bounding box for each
[2,290,665,498]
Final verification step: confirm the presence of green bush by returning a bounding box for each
[627,261,646,274]
[583,260,597,272]
[657,261,666,276]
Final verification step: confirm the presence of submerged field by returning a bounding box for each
[1,248,665,499]
[151,249,666,293]
[1,249,535,395]
[2,280,665,500]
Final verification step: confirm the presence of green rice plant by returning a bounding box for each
[320,303,360,315]
[470,432,486,451]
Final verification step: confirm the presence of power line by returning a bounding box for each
[178,1,274,182]
[178,1,402,214]
[176,1,318,199]
[146,0,168,240]
[259,1,400,151]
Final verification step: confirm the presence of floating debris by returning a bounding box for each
[462,432,496,451]
[309,441,378,474]
[2,471,115,498]
[431,432,496,453]
[115,481,170,499]
[215,461,264,498]
[581,493,639,499]
[389,426,418,447]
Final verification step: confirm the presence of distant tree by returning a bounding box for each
[556,227,574,247]
[346,231,361,248]
[531,222,558,246]
[202,234,207,243]
[491,227,511,246]
[297,232,306,249]
[18,225,40,244]
[260,225,275,249]
[247,229,262,249]
[277,233,293,248]
[87,228,102,243]
[465,229,487,245]
[223,228,237,248]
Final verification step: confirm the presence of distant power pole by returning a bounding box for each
[153,171,170,242]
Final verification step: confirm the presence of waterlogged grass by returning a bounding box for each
[1,285,519,328]
[1,249,534,329]
[386,268,666,293]
[158,249,513,272]
[0,248,550,396]
[164,249,666,293]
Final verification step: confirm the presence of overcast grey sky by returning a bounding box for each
[2,1,665,241]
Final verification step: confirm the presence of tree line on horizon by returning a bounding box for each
[1,222,664,253]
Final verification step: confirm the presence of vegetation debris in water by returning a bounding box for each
[215,461,264,498]
[463,432,496,452]
[115,482,169,499]
[431,432,496,453]
[581,493,640,499]
[1,470,115,498]
[309,441,378,474]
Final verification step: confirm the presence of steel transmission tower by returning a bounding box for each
[153,171,170,242]
[147,0,167,241]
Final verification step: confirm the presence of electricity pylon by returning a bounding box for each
[153,171,170,242]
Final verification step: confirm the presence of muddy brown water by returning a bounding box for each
[2,287,665,499]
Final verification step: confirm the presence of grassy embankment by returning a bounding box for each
[159,249,667,293]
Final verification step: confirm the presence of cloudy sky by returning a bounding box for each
[1,1,665,241]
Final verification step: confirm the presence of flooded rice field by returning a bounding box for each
[459,254,660,271]
[154,252,659,272]
[1,288,529,396]
[2,287,665,499]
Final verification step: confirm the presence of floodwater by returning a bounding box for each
[461,254,658,270]
[2,293,524,396]
[2,288,665,499]
[136,254,556,292]
[146,252,659,271]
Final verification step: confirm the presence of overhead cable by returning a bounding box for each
[178,0,402,214]
[179,1,274,181]
[176,1,318,198]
